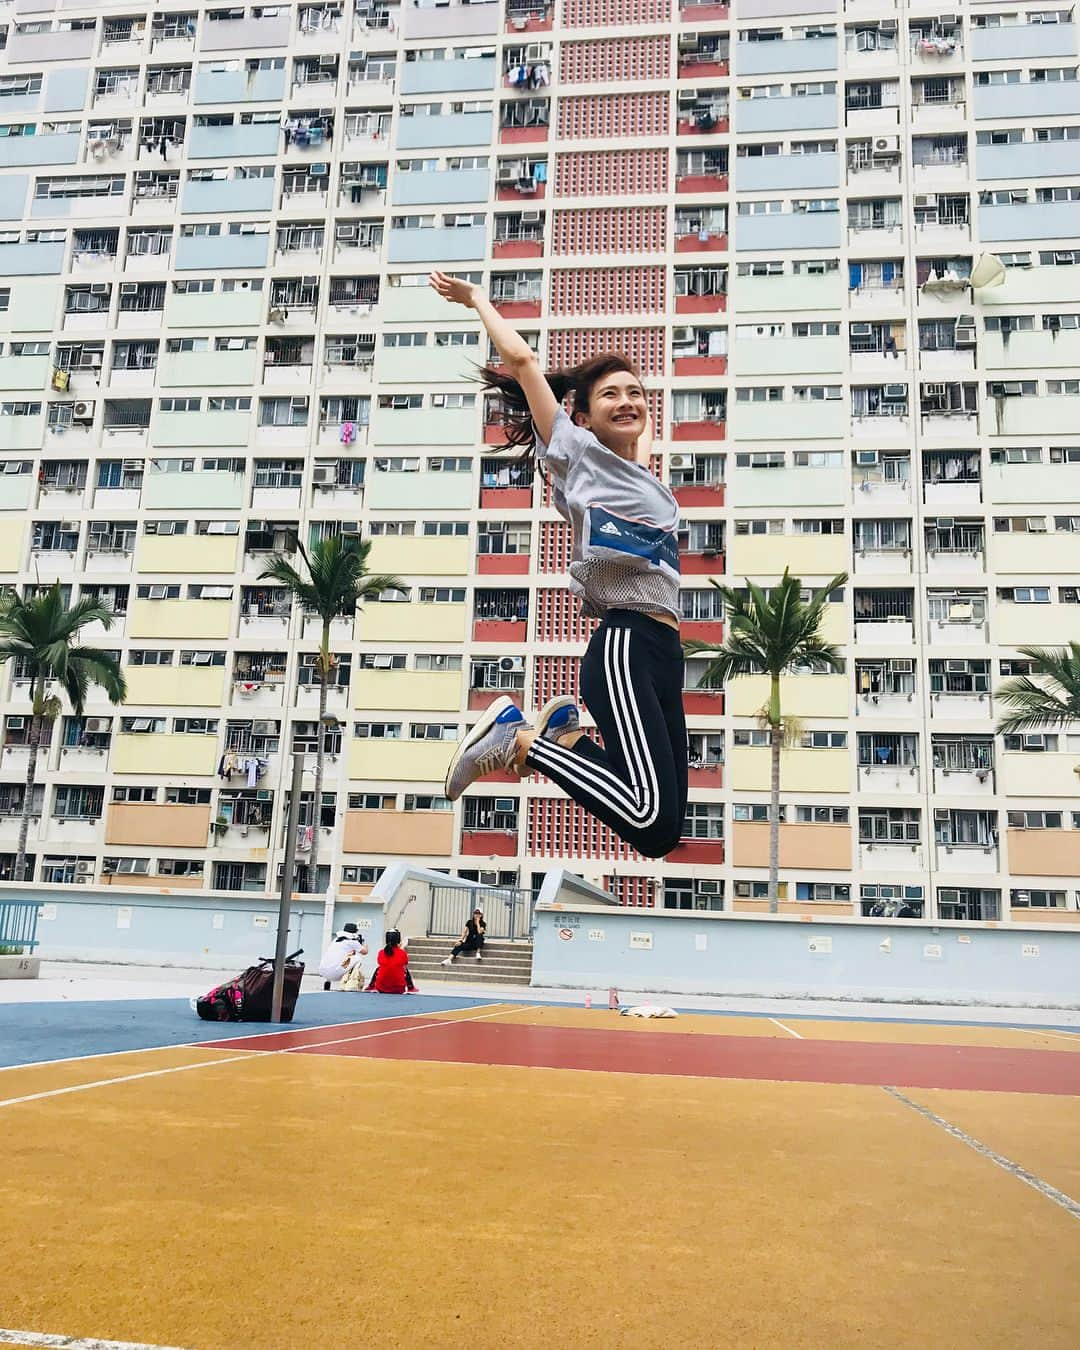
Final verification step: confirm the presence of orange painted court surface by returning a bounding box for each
[0,998,1077,1350]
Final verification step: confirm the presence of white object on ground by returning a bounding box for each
[619,1005,678,1019]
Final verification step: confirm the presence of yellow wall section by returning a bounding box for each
[1006,829,1080,877]
[123,666,225,707]
[105,803,211,847]
[137,536,239,574]
[727,535,849,578]
[0,521,25,573]
[732,821,852,870]
[353,669,461,712]
[993,533,1080,575]
[112,734,219,776]
[356,603,467,643]
[129,601,232,640]
[995,604,1075,647]
[343,809,454,855]
[348,739,451,782]
[366,535,471,577]
[729,747,850,793]
[1000,752,1080,797]
[726,674,848,720]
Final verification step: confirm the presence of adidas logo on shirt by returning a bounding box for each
[599,521,621,536]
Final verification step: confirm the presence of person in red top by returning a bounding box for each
[366,929,417,994]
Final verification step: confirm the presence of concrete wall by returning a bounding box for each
[531,906,1080,1008]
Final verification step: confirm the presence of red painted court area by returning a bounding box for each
[207,1016,1080,1095]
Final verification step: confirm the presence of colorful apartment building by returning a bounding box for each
[0,0,1079,924]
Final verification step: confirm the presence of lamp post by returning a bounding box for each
[271,750,305,1022]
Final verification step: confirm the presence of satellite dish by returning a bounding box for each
[970,253,1006,289]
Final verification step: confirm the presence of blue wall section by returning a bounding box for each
[42,68,88,113]
[531,908,1080,1008]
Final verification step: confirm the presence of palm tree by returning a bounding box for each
[684,570,847,913]
[996,643,1080,734]
[259,534,402,894]
[0,584,126,882]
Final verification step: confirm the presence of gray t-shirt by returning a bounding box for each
[535,408,682,622]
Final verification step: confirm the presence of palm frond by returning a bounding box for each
[996,643,1080,733]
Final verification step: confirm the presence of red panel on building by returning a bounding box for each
[477,553,531,575]
[667,839,725,865]
[481,486,533,509]
[527,796,644,861]
[674,232,728,253]
[687,765,724,789]
[547,326,665,376]
[683,690,724,716]
[494,239,544,259]
[677,59,729,79]
[535,588,597,645]
[551,205,666,257]
[501,125,549,144]
[557,91,669,141]
[473,620,528,643]
[554,148,668,198]
[681,551,725,576]
[672,419,725,441]
[496,181,547,202]
[561,0,671,26]
[675,293,727,315]
[549,265,666,315]
[676,173,729,194]
[507,11,553,32]
[538,520,574,574]
[603,875,656,907]
[682,621,725,645]
[676,116,730,136]
[469,688,524,713]
[535,654,582,707]
[674,483,725,508]
[673,355,727,377]
[678,3,728,19]
[461,829,519,857]
[560,35,670,84]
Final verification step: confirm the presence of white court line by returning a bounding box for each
[768,1017,804,1039]
[0,1005,540,1110]
[1022,1027,1080,1045]
[883,1085,1080,1222]
[0,1329,189,1349]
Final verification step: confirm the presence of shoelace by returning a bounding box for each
[471,730,516,778]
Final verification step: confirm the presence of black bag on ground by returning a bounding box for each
[195,950,305,1023]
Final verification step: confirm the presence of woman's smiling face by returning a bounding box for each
[574,370,647,457]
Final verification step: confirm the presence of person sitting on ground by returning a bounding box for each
[442,909,486,967]
[366,929,417,994]
[318,922,368,991]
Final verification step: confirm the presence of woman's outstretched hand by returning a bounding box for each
[430,270,481,309]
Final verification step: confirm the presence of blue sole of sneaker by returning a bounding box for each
[536,694,577,739]
[443,694,516,799]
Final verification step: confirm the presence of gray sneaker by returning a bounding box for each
[444,696,529,801]
[536,695,580,742]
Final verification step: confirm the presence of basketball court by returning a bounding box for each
[0,994,1077,1349]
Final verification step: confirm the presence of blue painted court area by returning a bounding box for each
[0,992,500,1069]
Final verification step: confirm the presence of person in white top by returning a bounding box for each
[318,922,368,990]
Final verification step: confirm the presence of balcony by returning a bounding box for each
[667,836,725,866]
[674,227,727,254]
[506,2,552,33]
[461,828,518,858]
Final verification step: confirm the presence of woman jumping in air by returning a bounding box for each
[431,271,687,859]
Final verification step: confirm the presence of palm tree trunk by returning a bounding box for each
[768,673,782,916]
[14,680,44,883]
[307,623,330,894]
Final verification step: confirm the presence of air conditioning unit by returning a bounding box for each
[312,464,335,485]
[923,383,947,397]
[677,91,699,109]
[882,384,907,400]
[850,322,872,337]
[936,517,954,529]
[933,808,951,822]
[891,658,914,673]
[72,400,96,423]
[120,282,139,295]
[252,719,277,736]
[90,282,110,295]
[308,162,329,176]
[496,165,517,183]
[7,716,26,731]
[75,860,94,875]
[939,14,958,26]
[913,194,935,209]
[855,450,879,465]
[525,43,546,61]
[669,453,695,470]
[679,33,698,50]
[872,136,900,157]
[520,209,542,224]
[84,717,110,732]
[340,520,360,535]
[498,656,524,673]
[672,326,695,345]
[954,324,976,348]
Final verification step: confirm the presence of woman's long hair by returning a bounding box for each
[479,354,642,457]
[383,929,401,957]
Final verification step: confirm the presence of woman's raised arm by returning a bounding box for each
[430,271,559,443]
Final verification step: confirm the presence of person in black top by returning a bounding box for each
[442,910,486,966]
